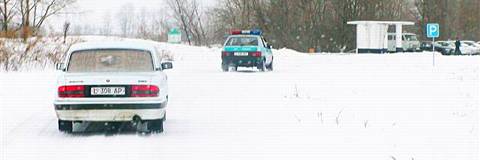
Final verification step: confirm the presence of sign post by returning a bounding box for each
[427,23,440,66]
[168,28,182,44]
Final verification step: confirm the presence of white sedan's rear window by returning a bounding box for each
[68,49,153,73]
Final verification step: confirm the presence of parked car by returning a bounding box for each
[462,41,480,55]
[387,33,421,52]
[221,29,273,72]
[54,41,172,133]
[445,41,477,55]
[420,41,433,51]
[433,41,455,55]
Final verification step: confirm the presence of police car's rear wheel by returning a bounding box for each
[221,64,228,72]
[58,120,73,133]
[258,60,266,72]
[228,65,237,72]
[267,60,273,71]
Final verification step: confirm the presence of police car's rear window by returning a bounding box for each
[226,37,258,46]
[67,49,154,73]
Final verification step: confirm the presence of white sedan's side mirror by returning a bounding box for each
[56,63,65,71]
[161,62,173,70]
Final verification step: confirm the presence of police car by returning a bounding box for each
[54,41,172,133]
[221,29,273,72]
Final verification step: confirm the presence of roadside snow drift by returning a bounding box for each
[1,37,479,160]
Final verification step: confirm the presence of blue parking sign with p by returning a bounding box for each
[427,23,440,38]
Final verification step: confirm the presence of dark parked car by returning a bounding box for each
[421,41,454,55]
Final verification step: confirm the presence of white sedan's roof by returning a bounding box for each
[348,21,415,25]
[69,41,157,53]
[387,33,417,35]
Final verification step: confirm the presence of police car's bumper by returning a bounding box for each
[222,56,262,67]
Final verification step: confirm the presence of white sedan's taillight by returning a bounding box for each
[131,85,159,97]
[58,85,85,98]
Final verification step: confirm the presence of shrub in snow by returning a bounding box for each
[0,36,82,72]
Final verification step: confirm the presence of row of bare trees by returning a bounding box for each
[73,4,173,42]
[206,0,413,52]
[0,0,75,71]
[97,0,210,46]
[0,0,75,41]
[2,0,477,53]
[174,0,479,52]
[414,0,480,41]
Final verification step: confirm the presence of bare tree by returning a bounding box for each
[167,0,192,45]
[138,9,170,41]
[0,0,17,36]
[17,0,76,41]
[136,7,149,39]
[414,0,446,39]
[117,3,134,37]
[167,0,209,46]
[100,11,112,36]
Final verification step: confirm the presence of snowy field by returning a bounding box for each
[1,39,479,160]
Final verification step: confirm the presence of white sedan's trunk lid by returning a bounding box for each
[62,72,155,86]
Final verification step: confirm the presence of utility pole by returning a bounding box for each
[63,22,70,44]
[443,0,448,39]
[57,11,86,43]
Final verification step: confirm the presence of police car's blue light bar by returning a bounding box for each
[231,29,263,35]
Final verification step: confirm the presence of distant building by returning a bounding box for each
[348,21,414,54]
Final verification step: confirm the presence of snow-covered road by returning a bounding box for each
[1,42,479,160]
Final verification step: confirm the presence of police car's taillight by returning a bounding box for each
[58,85,85,98]
[222,51,231,57]
[131,85,159,97]
[250,52,262,57]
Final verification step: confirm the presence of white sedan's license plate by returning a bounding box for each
[91,87,125,96]
[234,52,249,56]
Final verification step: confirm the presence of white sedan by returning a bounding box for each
[447,41,477,55]
[54,41,172,133]
[463,41,480,54]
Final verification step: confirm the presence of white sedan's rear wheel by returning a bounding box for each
[162,112,167,122]
[147,119,164,133]
[58,120,73,133]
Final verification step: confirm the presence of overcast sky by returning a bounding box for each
[49,0,217,33]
